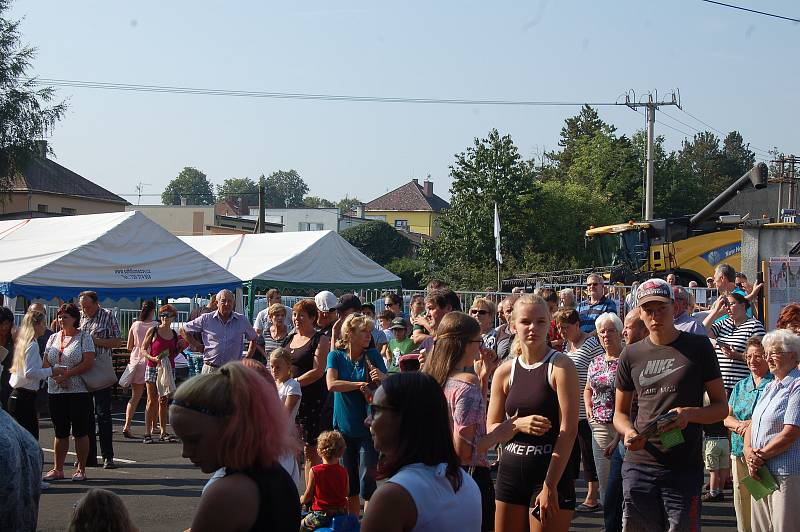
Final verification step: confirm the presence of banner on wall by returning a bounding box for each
[766,257,800,330]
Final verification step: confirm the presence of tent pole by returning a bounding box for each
[246,281,255,320]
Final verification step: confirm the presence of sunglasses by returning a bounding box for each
[469,309,489,316]
[159,313,175,318]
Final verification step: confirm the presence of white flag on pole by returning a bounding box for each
[494,203,503,265]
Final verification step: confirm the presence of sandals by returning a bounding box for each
[142,434,154,444]
[72,470,86,482]
[123,429,137,439]
[42,469,64,481]
[159,433,179,443]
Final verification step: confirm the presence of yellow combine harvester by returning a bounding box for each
[585,164,768,285]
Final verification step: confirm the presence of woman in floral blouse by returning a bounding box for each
[584,312,624,503]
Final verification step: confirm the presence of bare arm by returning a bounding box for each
[126,327,135,352]
[326,367,368,393]
[613,389,645,451]
[543,357,579,490]
[584,381,594,421]
[753,425,800,460]
[296,335,330,387]
[190,474,259,532]
[300,467,315,506]
[65,351,95,377]
[361,482,417,532]
[662,378,728,431]
[284,394,300,416]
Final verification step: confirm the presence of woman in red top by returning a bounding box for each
[142,304,186,444]
[300,430,349,531]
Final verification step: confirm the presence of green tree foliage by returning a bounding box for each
[384,257,425,290]
[0,0,67,193]
[264,169,309,207]
[721,131,756,181]
[217,177,259,206]
[340,221,411,265]
[546,104,608,174]
[303,195,336,208]
[337,195,363,214]
[161,167,215,205]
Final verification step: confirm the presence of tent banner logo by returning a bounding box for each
[114,268,152,280]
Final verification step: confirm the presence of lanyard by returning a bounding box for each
[58,330,76,364]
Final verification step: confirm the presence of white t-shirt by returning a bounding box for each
[277,378,302,421]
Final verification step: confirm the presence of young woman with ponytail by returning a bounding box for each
[170,361,301,532]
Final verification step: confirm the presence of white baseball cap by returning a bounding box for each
[315,290,338,312]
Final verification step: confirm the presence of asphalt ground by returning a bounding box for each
[36,399,739,531]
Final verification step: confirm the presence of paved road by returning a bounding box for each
[36,401,739,531]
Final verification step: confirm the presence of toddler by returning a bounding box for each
[300,430,349,531]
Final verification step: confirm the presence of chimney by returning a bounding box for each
[180,196,188,206]
[423,178,433,198]
[355,203,365,218]
[35,140,47,158]
[412,178,419,187]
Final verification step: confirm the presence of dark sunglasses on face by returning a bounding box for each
[469,309,489,316]
[160,313,175,318]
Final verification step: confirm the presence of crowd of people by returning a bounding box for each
[2,263,800,531]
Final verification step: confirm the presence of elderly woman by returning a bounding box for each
[559,288,576,310]
[585,312,624,505]
[703,291,766,392]
[326,313,388,516]
[744,329,800,532]
[248,303,289,364]
[724,337,773,532]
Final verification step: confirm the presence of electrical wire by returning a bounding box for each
[659,110,773,157]
[699,0,800,23]
[26,77,622,107]
[677,107,776,156]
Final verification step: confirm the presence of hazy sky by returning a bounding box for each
[9,0,799,204]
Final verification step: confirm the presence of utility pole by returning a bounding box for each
[135,182,151,206]
[625,91,681,220]
[769,154,800,218]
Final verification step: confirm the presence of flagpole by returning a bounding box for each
[494,202,502,292]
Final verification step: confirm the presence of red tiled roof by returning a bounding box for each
[365,180,449,212]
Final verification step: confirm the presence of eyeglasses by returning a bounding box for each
[724,300,739,307]
[370,403,398,414]
[159,313,175,319]
[469,309,489,316]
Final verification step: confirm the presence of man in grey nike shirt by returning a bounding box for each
[613,278,727,531]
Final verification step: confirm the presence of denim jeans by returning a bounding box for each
[342,434,378,501]
[87,386,114,461]
[603,442,625,532]
[622,461,703,532]
[187,353,204,377]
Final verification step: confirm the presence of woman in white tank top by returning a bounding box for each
[361,372,481,532]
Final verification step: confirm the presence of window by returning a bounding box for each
[61,207,76,215]
[298,222,325,231]
[37,204,48,213]
[394,219,409,229]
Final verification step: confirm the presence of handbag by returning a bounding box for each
[80,332,118,392]
[156,357,176,397]
[118,364,133,388]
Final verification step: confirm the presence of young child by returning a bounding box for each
[300,430,349,531]
[385,317,415,373]
[378,310,396,342]
[269,348,301,422]
[702,391,730,502]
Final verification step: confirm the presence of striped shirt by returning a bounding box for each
[711,317,766,389]
[566,335,604,420]
[750,368,800,476]
[577,297,618,333]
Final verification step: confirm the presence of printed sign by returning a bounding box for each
[114,268,152,281]
[700,242,742,267]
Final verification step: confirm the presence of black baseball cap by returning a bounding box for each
[334,293,362,313]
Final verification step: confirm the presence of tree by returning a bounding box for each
[217,177,259,206]
[384,257,425,290]
[420,129,538,285]
[721,131,756,179]
[546,105,610,174]
[161,167,215,205]
[264,169,308,207]
[0,0,67,193]
[337,195,363,213]
[340,221,411,265]
[303,195,336,208]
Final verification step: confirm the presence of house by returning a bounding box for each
[247,206,339,232]
[338,203,372,232]
[0,141,128,219]
[364,178,449,237]
[127,203,282,235]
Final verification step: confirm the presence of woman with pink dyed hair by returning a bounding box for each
[170,361,301,531]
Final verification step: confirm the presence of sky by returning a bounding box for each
[8,0,800,205]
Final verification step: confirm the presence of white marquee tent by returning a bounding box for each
[179,230,401,296]
[0,211,242,301]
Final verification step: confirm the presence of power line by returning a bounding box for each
[27,77,622,107]
[660,110,773,157]
[699,0,800,23]
[677,107,775,155]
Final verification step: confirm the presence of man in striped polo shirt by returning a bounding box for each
[577,274,618,334]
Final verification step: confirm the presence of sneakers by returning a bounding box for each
[702,491,724,503]
[103,458,117,470]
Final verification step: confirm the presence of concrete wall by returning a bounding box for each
[1,192,126,216]
[741,224,800,282]
[721,182,783,221]
[126,205,215,236]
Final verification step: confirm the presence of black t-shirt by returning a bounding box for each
[616,331,721,470]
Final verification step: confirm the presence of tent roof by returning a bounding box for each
[180,231,401,290]
[0,211,241,299]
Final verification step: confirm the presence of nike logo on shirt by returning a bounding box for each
[638,358,686,387]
